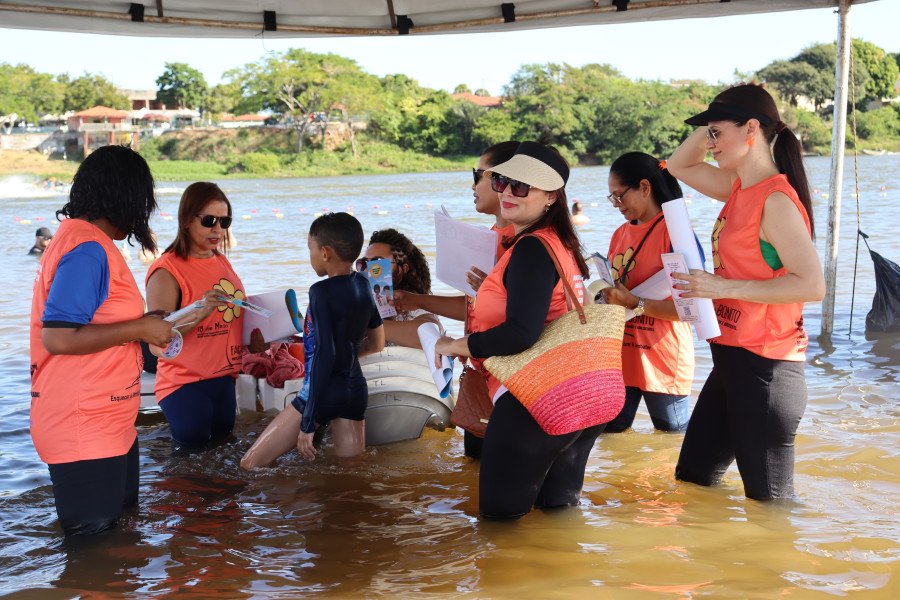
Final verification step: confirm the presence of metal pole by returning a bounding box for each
[821,0,852,337]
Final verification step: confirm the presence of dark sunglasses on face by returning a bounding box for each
[472,168,486,184]
[491,173,532,198]
[355,256,395,272]
[196,214,232,229]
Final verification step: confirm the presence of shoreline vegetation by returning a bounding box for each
[1,40,897,182]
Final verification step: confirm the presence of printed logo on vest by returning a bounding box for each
[715,303,742,330]
[611,247,636,286]
[213,278,244,322]
[711,217,726,270]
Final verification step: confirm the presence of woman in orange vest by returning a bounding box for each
[668,83,825,500]
[391,140,519,458]
[145,182,248,448]
[435,142,598,520]
[30,145,175,535]
[601,152,696,432]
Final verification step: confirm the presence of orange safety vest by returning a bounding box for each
[711,174,811,361]
[470,228,586,398]
[146,252,244,402]
[465,222,517,333]
[30,219,144,464]
[608,213,694,395]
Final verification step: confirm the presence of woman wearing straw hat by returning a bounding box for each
[667,83,824,500]
[601,152,697,433]
[435,141,600,520]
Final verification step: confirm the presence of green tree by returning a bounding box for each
[226,49,375,152]
[205,81,243,117]
[852,39,899,102]
[474,88,491,97]
[156,62,209,110]
[0,63,64,122]
[454,84,471,94]
[60,73,130,112]
[757,60,821,107]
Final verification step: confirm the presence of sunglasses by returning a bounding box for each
[355,256,395,272]
[196,214,232,229]
[491,173,532,198]
[472,168,486,184]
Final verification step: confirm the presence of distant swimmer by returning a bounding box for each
[28,227,53,256]
[571,200,590,226]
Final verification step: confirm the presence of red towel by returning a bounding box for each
[241,343,304,388]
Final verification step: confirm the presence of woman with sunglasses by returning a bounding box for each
[31,145,175,535]
[435,142,599,520]
[146,182,248,448]
[391,140,518,458]
[666,83,824,500]
[360,228,440,348]
[600,152,696,433]
[393,140,519,323]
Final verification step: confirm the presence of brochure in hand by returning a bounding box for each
[359,258,397,319]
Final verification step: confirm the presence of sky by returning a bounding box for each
[0,1,897,95]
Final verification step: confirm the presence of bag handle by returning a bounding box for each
[528,235,587,325]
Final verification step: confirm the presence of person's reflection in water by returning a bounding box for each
[54,527,149,594]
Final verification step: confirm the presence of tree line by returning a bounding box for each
[2,38,897,161]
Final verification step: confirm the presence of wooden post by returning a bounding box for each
[821,0,852,337]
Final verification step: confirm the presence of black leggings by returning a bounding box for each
[47,438,139,536]
[675,344,807,500]
[479,392,605,519]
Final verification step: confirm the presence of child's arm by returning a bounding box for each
[359,325,385,357]
[300,286,336,436]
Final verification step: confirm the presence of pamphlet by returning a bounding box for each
[416,322,453,399]
[661,253,700,322]
[434,209,498,296]
[660,198,721,340]
[360,258,397,319]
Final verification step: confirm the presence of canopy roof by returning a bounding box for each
[72,105,129,118]
[0,0,878,38]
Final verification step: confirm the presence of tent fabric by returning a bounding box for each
[0,0,879,38]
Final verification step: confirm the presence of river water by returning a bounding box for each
[0,156,897,598]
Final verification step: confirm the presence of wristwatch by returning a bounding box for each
[632,297,645,317]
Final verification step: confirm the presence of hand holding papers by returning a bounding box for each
[434,209,498,296]
[417,322,453,398]
[661,198,721,340]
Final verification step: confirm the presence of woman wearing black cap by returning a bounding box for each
[666,83,824,500]
[435,142,601,520]
[28,227,53,256]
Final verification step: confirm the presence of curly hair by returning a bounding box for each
[58,145,158,252]
[368,229,431,294]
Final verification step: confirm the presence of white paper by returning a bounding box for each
[434,211,498,296]
[590,252,613,286]
[630,269,673,301]
[241,290,303,345]
[661,253,700,322]
[661,198,721,340]
[417,322,453,399]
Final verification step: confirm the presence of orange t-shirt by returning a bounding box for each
[147,252,244,401]
[30,219,144,464]
[608,213,694,395]
[469,228,586,398]
[711,174,811,361]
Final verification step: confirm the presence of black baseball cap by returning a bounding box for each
[685,84,777,127]
[35,227,53,239]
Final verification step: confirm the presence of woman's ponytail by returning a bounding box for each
[771,123,815,239]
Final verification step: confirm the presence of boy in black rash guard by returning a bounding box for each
[240,213,385,468]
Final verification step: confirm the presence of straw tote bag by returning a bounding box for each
[484,236,627,435]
